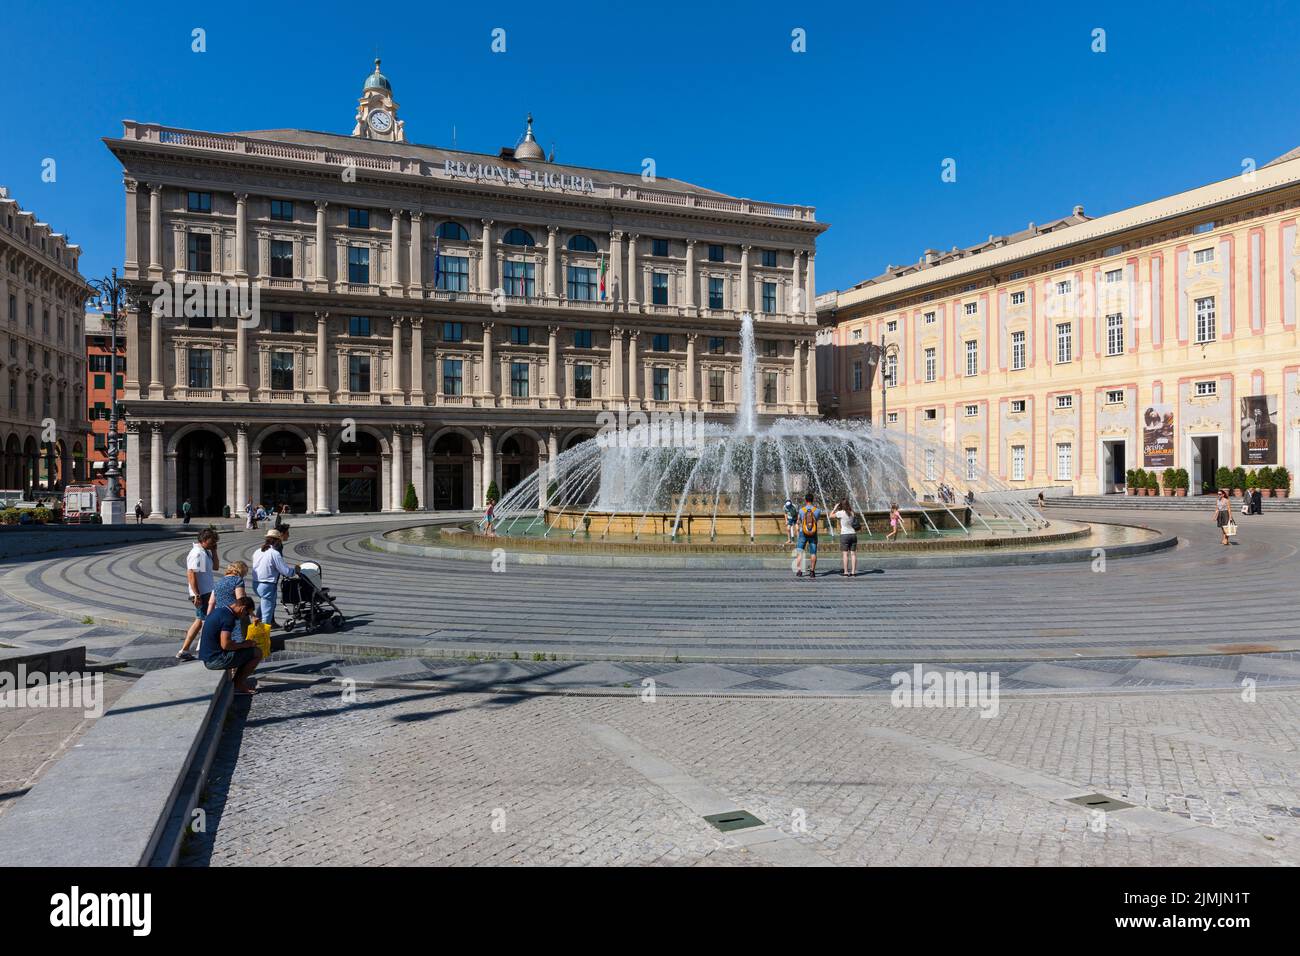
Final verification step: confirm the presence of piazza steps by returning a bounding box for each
[1044,493,1300,513]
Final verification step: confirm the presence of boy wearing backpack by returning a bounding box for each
[783,498,798,542]
[795,492,823,578]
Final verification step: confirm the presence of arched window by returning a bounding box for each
[567,234,597,253]
[502,228,536,248]
[437,221,469,241]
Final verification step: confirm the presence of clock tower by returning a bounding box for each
[352,59,405,143]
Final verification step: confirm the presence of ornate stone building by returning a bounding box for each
[0,187,89,498]
[106,61,826,516]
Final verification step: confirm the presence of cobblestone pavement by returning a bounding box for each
[184,681,1300,866]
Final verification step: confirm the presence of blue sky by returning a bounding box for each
[4,0,1299,294]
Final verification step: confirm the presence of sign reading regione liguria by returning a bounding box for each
[442,159,595,193]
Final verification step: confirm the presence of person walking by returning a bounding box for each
[794,492,822,578]
[181,498,192,526]
[783,497,798,543]
[829,499,859,577]
[176,529,220,661]
[1214,489,1234,546]
[482,498,497,536]
[886,503,902,542]
[245,498,257,531]
[251,530,298,628]
[133,499,145,524]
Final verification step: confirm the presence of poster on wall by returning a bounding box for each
[1142,405,1175,467]
[1241,395,1279,465]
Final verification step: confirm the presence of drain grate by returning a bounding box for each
[704,810,764,832]
[1067,793,1134,812]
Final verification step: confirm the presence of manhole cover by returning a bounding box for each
[704,810,764,832]
[1066,793,1134,812]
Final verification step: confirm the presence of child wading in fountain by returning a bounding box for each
[795,492,822,578]
[829,499,861,577]
[886,503,902,542]
[783,497,798,543]
[482,498,497,536]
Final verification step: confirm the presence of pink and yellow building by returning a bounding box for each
[817,146,1300,496]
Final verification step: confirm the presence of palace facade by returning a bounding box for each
[818,147,1300,496]
[106,61,825,517]
[0,187,89,498]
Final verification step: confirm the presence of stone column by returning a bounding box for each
[791,251,803,317]
[235,423,249,510]
[149,309,163,399]
[685,240,697,311]
[409,212,423,294]
[547,429,559,483]
[610,231,624,304]
[390,426,405,509]
[234,193,248,277]
[250,452,261,508]
[315,426,330,514]
[410,317,425,403]
[123,178,140,274]
[410,425,425,511]
[315,312,330,399]
[149,423,164,517]
[480,219,494,291]
[314,201,329,288]
[164,452,177,518]
[235,319,248,396]
[388,209,403,291]
[148,184,163,278]
[740,245,752,313]
[124,306,140,398]
[546,227,558,298]
[804,340,817,411]
[685,333,698,406]
[610,327,624,401]
[125,421,142,509]
[481,322,495,402]
[482,427,495,501]
[793,339,805,407]
[805,254,817,320]
[626,235,639,307]
[627,331,641,404]
[547,325,559,402]
[328,452,340,513]
[390,316,403,399]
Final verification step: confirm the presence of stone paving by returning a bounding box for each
[184,680,1300,866]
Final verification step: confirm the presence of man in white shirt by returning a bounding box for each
[176,529,220,662]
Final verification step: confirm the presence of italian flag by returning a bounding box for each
[599,252,607,300]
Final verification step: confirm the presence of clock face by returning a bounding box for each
[368,110,393,133]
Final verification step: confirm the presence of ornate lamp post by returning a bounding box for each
[864,336,900,428]
[86,269,138,524]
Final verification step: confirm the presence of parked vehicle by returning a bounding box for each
[62,484,103,524]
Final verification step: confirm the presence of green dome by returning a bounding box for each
[363,58,391,93]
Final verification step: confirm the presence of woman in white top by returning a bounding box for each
[251,530,298,627]
[829,499,859,578]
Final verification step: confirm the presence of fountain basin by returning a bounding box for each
[539,505,969,538]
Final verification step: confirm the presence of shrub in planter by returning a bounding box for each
[485,481,499,505]
[1146,471,1160,495]
[1245,470,1258,492]
[0,507,20,525]
[1258,466,1275,497]
[32,507,52,524]
[1275,466,1291,497]
[1175,467,1189,496]
[1125,469,1137,493]
[402,482,419,511]
[1233,466,1247,493]
[1161,468,1177,494]
[1215,467,1233,494]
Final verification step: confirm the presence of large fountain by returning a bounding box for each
[484,314,1048,546]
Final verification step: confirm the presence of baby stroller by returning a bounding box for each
[280,560,345,634]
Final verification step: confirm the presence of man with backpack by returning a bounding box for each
[794,492,823,578]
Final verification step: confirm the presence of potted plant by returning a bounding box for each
[1146,471,1160,496]
[402,482,419,511]
[1258,466,1275,498]
[1125,469,1137,495]
[1175,467,1189,496]
[1232,466,1247,497]
[1215,466,1232,495]
[1161,468,1176,496]
[1276,466,1291,498]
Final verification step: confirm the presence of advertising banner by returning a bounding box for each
[1142,405,1175,468]
[1241,395,1278,465]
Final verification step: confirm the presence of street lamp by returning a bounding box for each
[863,336,899,428]
[86,268,139,524]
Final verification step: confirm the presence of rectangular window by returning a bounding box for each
[1104,244,1123,257]
[93,374,105,390]
[851,328,862,341]
[653,367,670,402]
[347,246,370,284]
[1053,259,1073,269]
[761,249,778,268]
[187,348,212,388]
[187,191,211,213]
[186,233,212,272]
[887,412,898,424]
[511,361,530,398]
[1011,445,1026,481]
[964,302,978,316]
[442,359,463,396]
[1056,279,1072,296]
[709,369,725,403]
[348,354,371,392]
[652,238,669,257]
[884,354,897,387]
[270,239,294,278]
[503,260,535,297]
[708,277,724,310]
[1011,399,1026,414]
[574,364,592,399]
[852,361,863,391]
[708,244,724,262]
[965,447,978,481]
[651,272,669,305]
[89,354,111,372]
[763,371,777,405]
[7,295,13,323]
[1106,313,1124,355]
[964,403,978,417]
[1011,331,1026,370]
[348,315,371,337]
[1056,322,1072,364]
[965,340,978,376]
[924,347,936,382]
[510,325,530,346]
[762,282,776,313]
[438,255,469,291]
[1056,443,1072,481]
[270,311,295,333]
[924,311,936,324]
[442,322,463,343]
[270,352,294,391]
[1008,269,1026,280]
[708,336,724,355]
[1194,248,1214,265]
[567,266,597,301]
[1105,389,1125,404]
[348,207,370,229]
[886,319,898,332]
[1193,221,1215,234]
[574,329,592,349]
[1055,394,1073,410]
[652,334,670,352]
[1010,290,1026,306]
[1105,268,1123,283]
[924,408,937,421]
[270,200,293,221]
[1195,296,1216,342]
[762,339,778,358]
[1195,380,1217,397]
